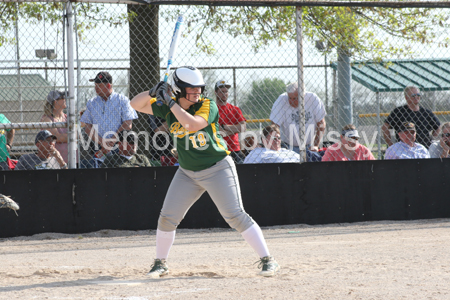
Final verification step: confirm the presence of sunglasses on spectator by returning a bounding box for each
[410,93,421,97]
[267,136,281,141]
[442,133,450,138]
[342,135,359,141]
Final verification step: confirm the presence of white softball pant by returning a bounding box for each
[157,155,255,233]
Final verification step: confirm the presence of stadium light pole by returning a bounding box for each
[35,49,56,81]
[315,41,328,111]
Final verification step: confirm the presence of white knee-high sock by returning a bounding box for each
[156,229,176,260]
[241,223,270,258]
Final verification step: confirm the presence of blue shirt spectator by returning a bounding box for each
[385,141,429,159]
[80,72,137,154]
[81,92,137,139]
[385,122,429,159]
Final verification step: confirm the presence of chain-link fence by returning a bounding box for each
[1,3,450,170]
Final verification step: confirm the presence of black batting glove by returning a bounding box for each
[149,81,165,98]
[156,83,176,108]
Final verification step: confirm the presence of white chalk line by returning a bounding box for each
[15,266,87,269]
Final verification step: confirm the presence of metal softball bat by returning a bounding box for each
[157,15,184,106]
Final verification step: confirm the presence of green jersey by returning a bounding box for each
[0,114,11,163]
[151,97,230,171]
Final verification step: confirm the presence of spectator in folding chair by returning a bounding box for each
[80,72,138,168]
[102,130,155,168]
[41,90,69,163]
[322,124,375,161]
[382,86,440,149]
[0,114,15,171]
[385,122,430,160]
[429,122,450,158]
[244,125,302,164]
[270,82,326,162]
[15,130,68,170]
[215,80,246,164]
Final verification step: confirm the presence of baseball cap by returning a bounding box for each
[399,122,416,133]
[117,130,137,144]
[46,90,66,104]
[215,80,231,90]
[35,130,57,144]
[89,72,113,84]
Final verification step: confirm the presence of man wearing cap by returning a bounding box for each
[0,114,15,171]
[80,72,138,165]
[322,124,375,161]
[385,122,430,160]
[382,86,440,148]
[102,130,155,168]
[215,80,246,163]
[41,90,68,163]
[15,130,68,170]
[270,82,327,162]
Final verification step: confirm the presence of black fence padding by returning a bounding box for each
[1,159,449,238]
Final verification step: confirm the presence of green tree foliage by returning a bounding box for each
[240,77,286,121]
[163,6,450,60]
[0,2,136,47]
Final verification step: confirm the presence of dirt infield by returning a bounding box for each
[1,219,450,299]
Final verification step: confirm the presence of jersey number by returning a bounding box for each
[189,133,207,148]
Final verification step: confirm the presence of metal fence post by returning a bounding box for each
[337,49,352,129]
[66,2,77,169]
[296,6,306,162]
[14,5,23,123]
[376,91,381,159]
[332,68,337,131]
[233,67,237,106]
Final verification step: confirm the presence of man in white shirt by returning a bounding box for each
[270,82,326,162]
[244,125,302,164]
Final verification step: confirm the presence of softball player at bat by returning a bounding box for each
[130,66,280,278]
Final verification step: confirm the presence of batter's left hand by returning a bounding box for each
[149,81,165,98]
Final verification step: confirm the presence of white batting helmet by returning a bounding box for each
[169,66,206,98]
